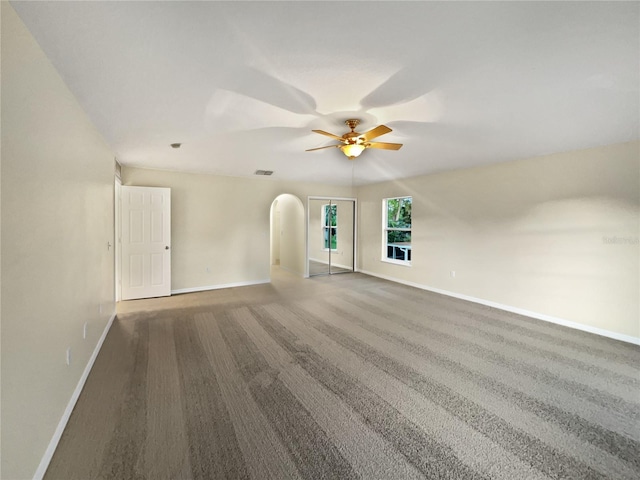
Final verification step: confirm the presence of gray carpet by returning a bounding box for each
[45,271,640,479]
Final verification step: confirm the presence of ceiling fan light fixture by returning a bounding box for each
[341,143,365,159]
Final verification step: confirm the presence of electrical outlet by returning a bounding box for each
[66,348,71,366]
[83,322,88,339]
[206,266,211,273]
[451,270,456,278]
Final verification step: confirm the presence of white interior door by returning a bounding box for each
[121,186,171,300]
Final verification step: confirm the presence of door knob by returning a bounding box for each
[165,246,170,250]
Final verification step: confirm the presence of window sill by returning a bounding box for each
[381,258,411,267]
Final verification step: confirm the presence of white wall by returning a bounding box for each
[122,167,352,290]
[1,4,116,479]
[357,141,640,340]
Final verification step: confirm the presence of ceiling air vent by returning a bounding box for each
[254,170,274,176]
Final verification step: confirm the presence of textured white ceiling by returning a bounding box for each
[11,1,639,185]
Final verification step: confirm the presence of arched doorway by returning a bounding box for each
[270,194,305,276]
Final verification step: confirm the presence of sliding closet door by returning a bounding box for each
[329,200,354,274]
[308,198,331,275]
[308,197,355,276]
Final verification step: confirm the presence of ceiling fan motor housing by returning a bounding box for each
[343,132,364,144]
[343,120,364,145]
[345,119,360,130]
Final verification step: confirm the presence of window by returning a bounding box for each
[383,196,412,264]
[322,204,337,250]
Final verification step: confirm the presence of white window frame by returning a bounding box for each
[382,196,412,266]
[322,203,338,252]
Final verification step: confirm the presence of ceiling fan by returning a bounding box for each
[306,119,403,159]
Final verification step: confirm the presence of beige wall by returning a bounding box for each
[1,4,116,479]
[271,201,281,265]
[358,142,640,339]
[273,194,305,276]
[122,167,353,290]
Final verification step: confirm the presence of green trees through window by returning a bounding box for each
[323,204,337,250]
[384,197,412,263]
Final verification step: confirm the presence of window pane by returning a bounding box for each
[387,197,411,228]
[387,230,411,244]
[387,244,412,261]
[387,230,411,262]
[384,197,411,263]
[386,231,411,261]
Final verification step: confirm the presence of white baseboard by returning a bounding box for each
[171,278,270,295]
[33,312,117,480]
[358,270,640,346]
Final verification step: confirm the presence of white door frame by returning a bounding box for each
[115,176,122,302]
